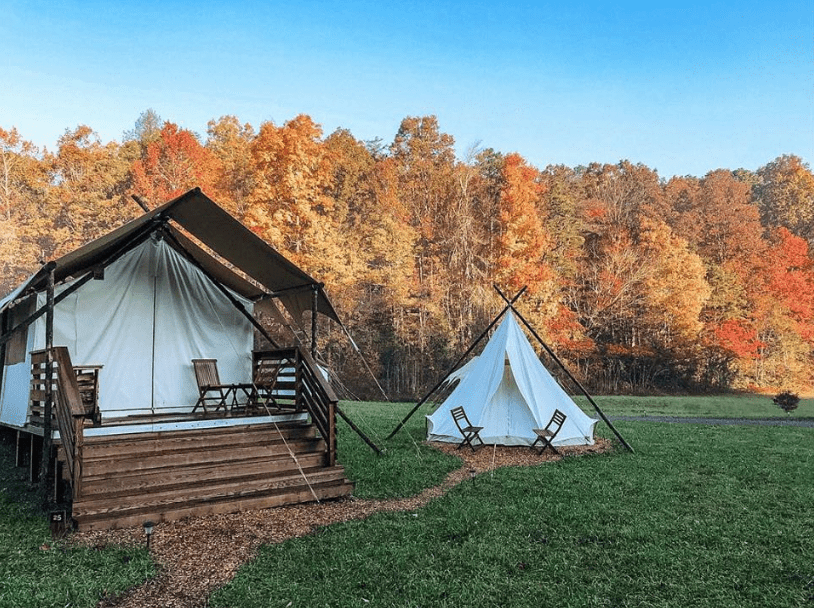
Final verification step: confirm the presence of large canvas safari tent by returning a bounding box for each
[0,188,354,530]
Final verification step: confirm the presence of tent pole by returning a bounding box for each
[336,404,382,455]
[494,286,634,453]
[385,287,527,440]
[339,322,390,402]
[38,266,55,505]
[160,228,281,349]
[311,285,318,359]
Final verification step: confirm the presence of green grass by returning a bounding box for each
[0,429,154,608]
[212,407,814,608]
[337,401,462,499]
[575,393,814,419]
[2,395,812,607]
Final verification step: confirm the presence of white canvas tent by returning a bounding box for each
[0,189,341,430]
[0,236,253,425]
[426,312,598,446]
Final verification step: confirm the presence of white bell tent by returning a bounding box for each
[426,312,598,446]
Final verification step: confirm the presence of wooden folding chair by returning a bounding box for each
[451,406,484,452]
[191,359,232,413]
[531,409,567,455]
[249,352,286,411]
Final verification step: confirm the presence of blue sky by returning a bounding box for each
[2,0,812,178]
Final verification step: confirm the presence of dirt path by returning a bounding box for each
[69,440,609,608]
[608,415,814,427]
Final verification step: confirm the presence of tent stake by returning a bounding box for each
[386,287,527,440]
[494,286,634,453]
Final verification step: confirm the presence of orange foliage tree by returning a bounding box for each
[131,122,224,205]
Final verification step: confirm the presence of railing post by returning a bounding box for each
[39,267,55,504]
[327,401,336,467]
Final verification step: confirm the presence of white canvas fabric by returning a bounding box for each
[0,236,253,425]
[426,313,597,446]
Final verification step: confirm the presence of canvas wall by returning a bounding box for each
[0,236,254,426]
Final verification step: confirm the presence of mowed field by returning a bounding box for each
[1,395,812,608]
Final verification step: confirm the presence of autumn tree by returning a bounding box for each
[206,115,256,218]
[493,153,552,307]
[0,127,49,292]
[755,155,814,244]
[122,109,163,150]
[48,125,138,255]
[386,116,458,376]
[131,122,224,205]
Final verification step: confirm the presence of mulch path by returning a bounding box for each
[69,439,611,608]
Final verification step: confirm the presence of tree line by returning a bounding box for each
[1,111,812,399]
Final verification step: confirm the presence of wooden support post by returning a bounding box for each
[15,430,24,467]
[327,401,337,466]
[39,267,55,501]
[311,285,318,360]
[29,433,38,483]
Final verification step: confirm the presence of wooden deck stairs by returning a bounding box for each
[30,346,354,531]
[69,421,353,531]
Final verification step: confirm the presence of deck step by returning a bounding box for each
[81,437,327,477]
[81,422,316,455]
[73,467,353,531]
[68,421,353,531]
[80,453,330,497]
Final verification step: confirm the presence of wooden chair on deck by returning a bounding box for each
[191,359,232,413]
[531,409,566,456]
[451,406,484,452]
[250,352,286,411]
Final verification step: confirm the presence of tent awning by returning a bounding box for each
[2,188,340,324]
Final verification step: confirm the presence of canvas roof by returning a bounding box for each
[1,188,339,324]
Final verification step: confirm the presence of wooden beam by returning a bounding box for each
[39,266,55,504]
[311,285,318,360]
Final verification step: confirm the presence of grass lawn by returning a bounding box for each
[211,402,814,607]
[0,428,153,608]
[1,396,812,607]
[577,393,814,420]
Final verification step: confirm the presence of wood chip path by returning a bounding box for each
[70,439,610,608]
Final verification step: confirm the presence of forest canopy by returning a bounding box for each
[1,112,812,398]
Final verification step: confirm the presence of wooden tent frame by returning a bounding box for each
[388,286,634,453]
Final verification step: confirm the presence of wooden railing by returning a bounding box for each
[30,347,87,497]
[253,347,338,466]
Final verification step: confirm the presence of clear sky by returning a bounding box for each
[2,0,812,178]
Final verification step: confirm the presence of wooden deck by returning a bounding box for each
[28,347,354,531]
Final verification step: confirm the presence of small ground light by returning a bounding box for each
[143,520,155,550]
[469,468,477,484]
